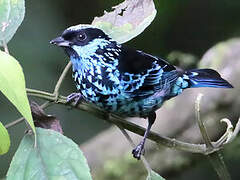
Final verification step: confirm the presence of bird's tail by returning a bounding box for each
[183,69,233,88]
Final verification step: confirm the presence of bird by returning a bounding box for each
[50,24,233,160]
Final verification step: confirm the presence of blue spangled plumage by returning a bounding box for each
[50,24,233,159]
[70,44,180,117]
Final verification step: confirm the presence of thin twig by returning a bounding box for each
[195,93,231,180]
[5,101,53,129]
[215,119,233,146]
[10,62,72,129]
[27,88,57,100]
[5,117,24,129]
[195,93,213,149]
[53,61,72,99]
[228,117,240,143]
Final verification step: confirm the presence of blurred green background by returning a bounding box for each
[1,0,240,178]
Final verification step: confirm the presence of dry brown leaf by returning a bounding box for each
[31,102,63,134]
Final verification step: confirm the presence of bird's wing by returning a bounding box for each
[118,47,180,98]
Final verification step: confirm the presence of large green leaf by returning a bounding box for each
[0,0,25,46]
[0,50,35,134]
[92,0,156,43]
[0,122,10,155]
[7,128,92,180]
[146,170,165,180]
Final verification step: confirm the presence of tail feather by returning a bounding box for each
[183,69,233,88]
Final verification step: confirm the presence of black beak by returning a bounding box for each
[50,36,70,47]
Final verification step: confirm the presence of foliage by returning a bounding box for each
[0,0,239,179]
[0,0,25,46]
[7,128,92,180]
[147,171,165,180]
[0,0,35,155]
[92,0,156,44]
[0,50,35,134]
[0,122,10,155]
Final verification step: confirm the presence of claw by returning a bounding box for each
[66,93,82,107]
[132,142,145,160]
[132,111,156,160]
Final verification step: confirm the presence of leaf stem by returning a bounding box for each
[2,40,9,54]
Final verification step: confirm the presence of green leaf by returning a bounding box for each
[146,170,165,180]
[0,50,35,134]
[0,122,10,155]
[0,0,25,46]
[7,128,92,180]
[92,0,156,43]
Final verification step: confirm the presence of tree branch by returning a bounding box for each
[22,88,240,155]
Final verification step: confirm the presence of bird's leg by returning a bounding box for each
[132,111,156,160]
[66,92,83,107]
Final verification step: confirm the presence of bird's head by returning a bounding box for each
[50,24,113,58]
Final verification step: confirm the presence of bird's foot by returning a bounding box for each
[66,93,83,107]
[132,142,145,160]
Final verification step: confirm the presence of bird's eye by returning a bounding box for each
[77,33,87,41]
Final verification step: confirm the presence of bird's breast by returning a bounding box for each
[72,63,123,100]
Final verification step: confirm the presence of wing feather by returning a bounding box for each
[118,47,179,99]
